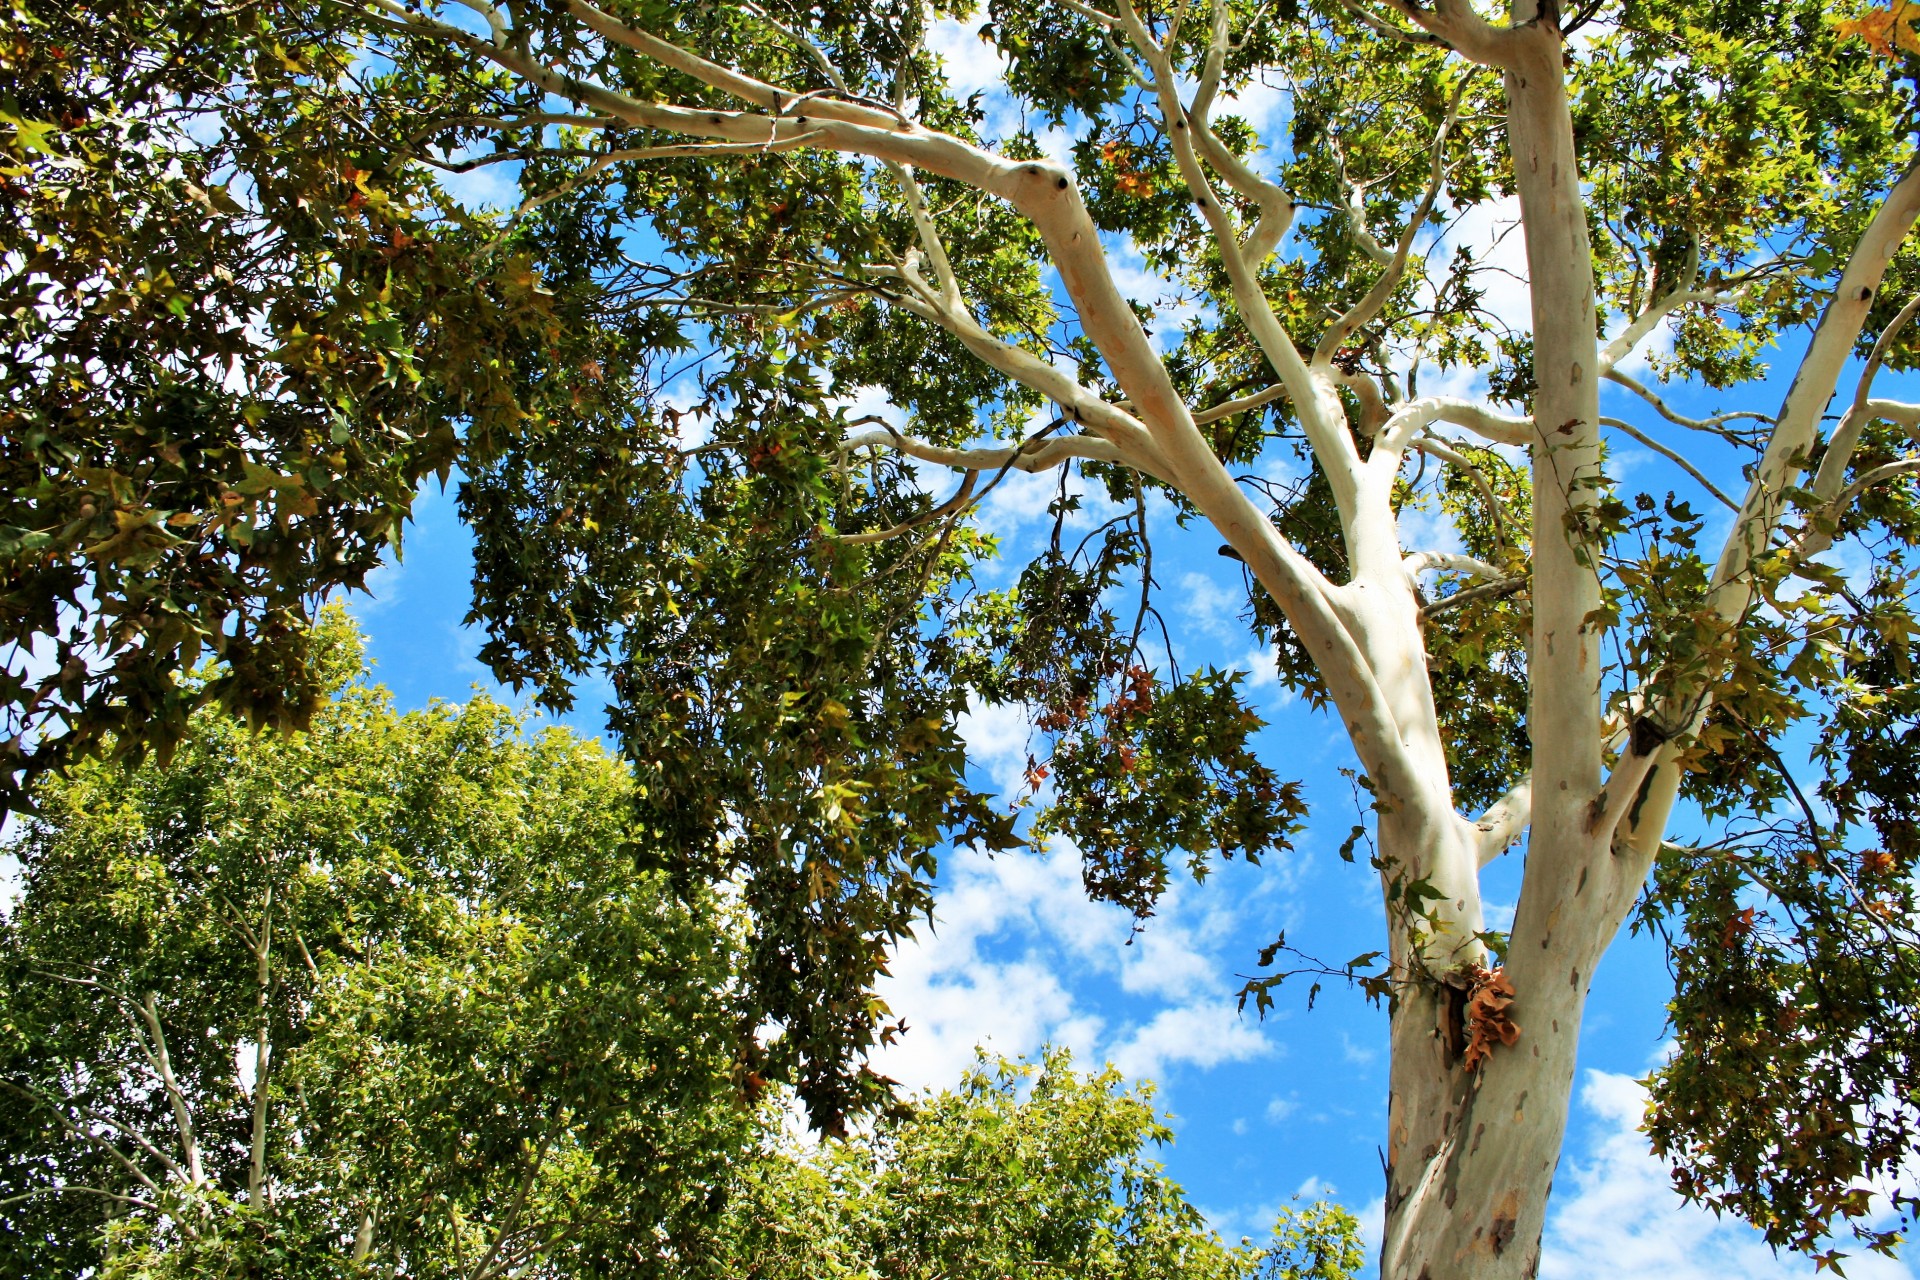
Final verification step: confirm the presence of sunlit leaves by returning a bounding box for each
[0,613,755,1277]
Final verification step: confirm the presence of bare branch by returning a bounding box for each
[0,1081,168,1197]
[1334,0,1448,48]
[1419,574,1526,623]
[471,1127,558,1280]
[1811,292,1920,503]
[135,993,206,1187]
[841,426,1129,473]
[1377,0,1523,67]
[1327,131,1394,268]
[740,0,852,94]
[1473,775,1531,865]
[1783,457,1920,565]
[1712,161,1920,615]
[1314,76,1471,367]
[1870,398,1920,433]
[1116,0,1359,517]
[880,264,1168,474]
[513,131,829,219]
[1187,0,1298,270]
[1409,435,1515,547]
[1603,367,1771,444]
[890,164,963,310]
[1599,417,1740,512]
[1404,550,1504,581]
[1192,381,1290,425]
[0,1184,158,1212]
[1375,394,1530,460]
[1622,160,1920,867]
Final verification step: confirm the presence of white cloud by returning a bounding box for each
[1394,502,1467,568]
[1110,1002,1274,1081]
[1177,570,1244,639]
[956,697,1032,796]
[1265,1092,1300,1124]
[976,465,1065,537]
[1541,1070,1917,1279]
[925,17,1010,103]
[872,837,1277,1092]
[1339,1031,1376,1067]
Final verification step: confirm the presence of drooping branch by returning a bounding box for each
[0,1082,169,1200]
[1419,573,1525,623]
[1782,457,1920,566]
[1599,417,1739,511]
[1603,367,1771,445]
[1870,398,1920,433]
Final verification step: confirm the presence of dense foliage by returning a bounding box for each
[722,1050,1361,1280]
[0,612,756,1277]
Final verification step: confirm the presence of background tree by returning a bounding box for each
[719,1049,1362,1280]
[10,0,1920,1274]
[0,611,755,1277]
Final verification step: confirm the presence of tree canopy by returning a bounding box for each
[0,612,756,1276]
[8,0,1920,1270]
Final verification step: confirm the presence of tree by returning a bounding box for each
[717,1049,1362,1280]
[0,611,757,1277]
[10,0,1920,1273]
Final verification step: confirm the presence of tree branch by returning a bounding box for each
[1115,0,1362,523]
[840,425,1128,473]
[1404,550,1504,581]
[1192,381,1290,425]
[1409,435,1515,547]
[1602,367,1770,445]
[1810,292,1920,503]
[833,469,978,544]
[1473,775,1531,865]
[1599,417,1739,511]
[1314,75,1470,368]
[1621,159,1920,872]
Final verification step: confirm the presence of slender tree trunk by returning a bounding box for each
[248,889,273,1211]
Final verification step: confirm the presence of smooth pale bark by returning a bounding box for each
[1373,6,1604,1274]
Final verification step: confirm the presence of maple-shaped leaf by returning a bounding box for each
[1836,0,1920,57]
